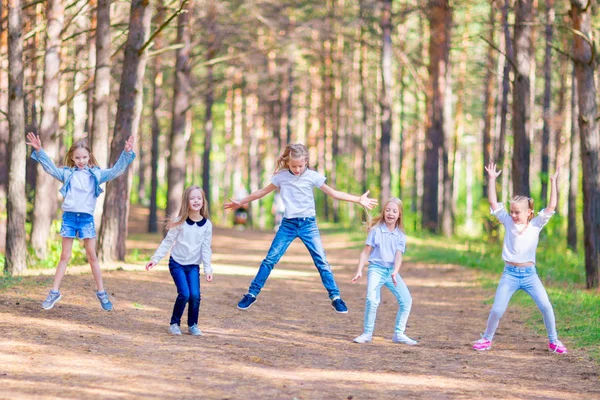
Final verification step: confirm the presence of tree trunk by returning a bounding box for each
[30,0,64,260]
[571,0,599,288]
[0,1,8,213]
[6,0,27,274]
[540,0,554,206]
[379,0,392,203]
[482,2,496,198]
[359,0,368,195]
[73,5,90,141]
[496,0,513,176]
[98,0,152,262]
[567,65,578,251]
[511,0,533,196]
[422,0,451,232]
[203,1,216,212]
[166,0,192,218]
[91,0,111,225]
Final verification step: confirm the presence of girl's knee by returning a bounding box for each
[86,251,98,264]
[177,293,190,303]
[537,300,554,315]
[60,252,72,263]
[189,292,201,303]
[490,306,506,319]
[366,296,380,309]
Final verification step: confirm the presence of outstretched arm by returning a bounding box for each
[27,132,65,182]
[223,183,277,210]
[546,167,559,213]
[484,163,502,211]
[319,185,378,210]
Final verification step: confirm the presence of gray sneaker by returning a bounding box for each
[42,291,62,310]
[188,324,203,336]
[392,333,418,345]
[96,291,113,311]
[353,333,373,343]
[169,323,182,335]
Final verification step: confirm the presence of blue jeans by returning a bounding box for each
[483,264,558,342]
[248,217,340,299]
[169,257,201,326]
[60,212,96,239]
[363,264,412,335]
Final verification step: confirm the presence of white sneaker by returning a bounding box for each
[392,333,418,345]
[169,323,182,335]
[188,324,203,336]
[353,333,373,343]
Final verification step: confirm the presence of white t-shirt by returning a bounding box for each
[62,169,97,215]
[491,204,554,264]
[271,169,326,219]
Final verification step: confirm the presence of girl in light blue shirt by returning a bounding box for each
[27,132,135,312]
[351,197,418,345]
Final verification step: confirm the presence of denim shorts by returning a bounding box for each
[60,212,96,239]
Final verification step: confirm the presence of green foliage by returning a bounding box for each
[28,220,88,269]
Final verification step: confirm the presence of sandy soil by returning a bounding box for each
[0,214,599,399]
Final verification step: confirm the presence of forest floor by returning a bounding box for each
[0,207,599,399]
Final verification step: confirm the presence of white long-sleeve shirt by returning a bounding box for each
[150,217,213,274]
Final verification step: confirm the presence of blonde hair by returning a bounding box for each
[509,195,534,222]
[166,185,210,229]
[367,197,404,232]
[274,143,310,173]
[64,140,99,168]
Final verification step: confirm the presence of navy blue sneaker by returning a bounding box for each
[331,298,348,313]
[237,294,257,310]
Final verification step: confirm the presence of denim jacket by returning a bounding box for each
[31,149,136,198]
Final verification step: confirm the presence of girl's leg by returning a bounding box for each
[169,259,191,326]
[83,238,104,292]
[482,272,519,341]
[51,238,74,291]
[298,219,340,299]
[185,265,201,327]
[384,273,413,335]
[522,271,558,343]
[248,219,297,296]
[363,266,388,335]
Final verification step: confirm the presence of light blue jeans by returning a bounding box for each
[248,217,340,299]
[363,264,412,335]
[483,264,558,343]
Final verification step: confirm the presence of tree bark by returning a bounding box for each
[571,0,599,288]
[0,1,8,212]
[567,65,578,251]
[482,2,496,198]
[379,0,392,203]
[540,0,554,206]
[6,0,27,274]
[203,0,217,212]
[166,0,192,218]
[30,0,64,260]
[98,0,152,262]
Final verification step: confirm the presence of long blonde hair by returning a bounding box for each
[64,140,99,168]
[274,143,310,173]
[367,197,404,233]
[166,186,210,229]
[509,195,534,222]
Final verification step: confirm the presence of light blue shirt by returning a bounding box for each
[62,169,97,214]
[271,169,326,219]
[366,224,406,268]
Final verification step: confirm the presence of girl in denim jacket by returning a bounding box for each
[27,132,136,312]
[351,198,417,345]
[224,143,378,313]
[473,163,567,354]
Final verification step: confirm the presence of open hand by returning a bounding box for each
[351,271,362,283]
[392,272,399,286]
[484,163,502,179]
[26,132,42,151]
[124,136,135,152]
[145,261,156,271]
[223,198,242,210]
[359,190,378,210]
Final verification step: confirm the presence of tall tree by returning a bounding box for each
[571,0,599,288]
[422,0,451,232]
[567,65,578,251]
[202,0,217,212]
[98,0,152,262]
[6,0,27,274]
[379,0,392,203]
[166,0,192,218]
[29,0,64,260]
[540,0,554,206]
[482,1,496,198]
[511,0,533,196]
[0,1,9,210]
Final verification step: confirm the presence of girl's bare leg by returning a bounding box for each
[84,238,104,292]
[51,238,74,291]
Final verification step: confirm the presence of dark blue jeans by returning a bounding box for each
[169,257,201,326]
[248,217,341,299]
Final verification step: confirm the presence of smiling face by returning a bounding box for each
[71,148,90,169]
[509,199,532,224]
[384,202,400,227]
[288,156,308,176]
[188,189,204,213]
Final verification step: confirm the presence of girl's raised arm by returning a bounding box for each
[484,163,502,211]
[319,185,378,210]
[224,183,277,210]
[546,167,560,213]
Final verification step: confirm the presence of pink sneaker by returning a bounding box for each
[548,340,568,354]
[473,337,492,351]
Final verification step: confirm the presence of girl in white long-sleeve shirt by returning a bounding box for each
[146,186,213,336]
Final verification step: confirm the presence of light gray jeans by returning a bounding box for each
[483,264,558,343]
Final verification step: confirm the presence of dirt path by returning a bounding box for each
[1,224,599,399]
